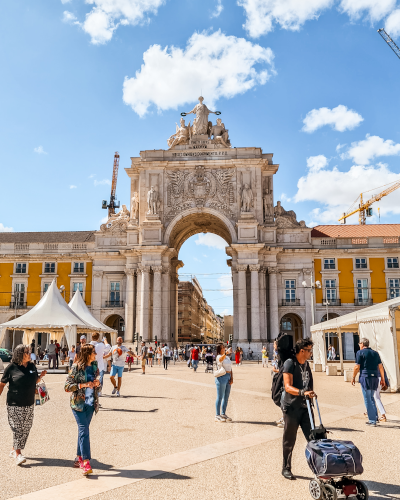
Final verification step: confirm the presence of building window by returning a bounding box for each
[73,262,84,273]
[73,282,84,296]
[15,263,27,274]
[323,258,335,270]
[44,262,55,273]
[178,312,183,319]
[281,317,292,330]
[178,328,182,335]
[387,257,399,269]
[14,283,25,305]
[285,280,296,302]
[325,279,336,300]
[110,282,120,305]
[44,283,50,294]
[389,279,400,298]
[357,279,368,302]
[355,258,367,269]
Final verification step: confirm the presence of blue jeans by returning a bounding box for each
[99,370,105,388]
[72,404,95,460]
[192,360,199,371]
[361,386,378,423]
[215,372,232,416]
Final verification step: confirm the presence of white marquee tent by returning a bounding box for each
[0,279,96,349]
[311,297,400,391]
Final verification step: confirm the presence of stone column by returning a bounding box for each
[237,265,248,342]
[268,267,279,339]
[139,266,151,341]
[152,266,162,342]
[92,270,103,320]
[162,265,171,342]
[124,269,135,342]
[304,270,313,337]
[249,265,261,341]
[170,274,178,346]
[232,269,239,342]
[135,269,142,334]
[259,266,268,341]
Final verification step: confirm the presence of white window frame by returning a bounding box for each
[284,280,296,302]
[325,279,337,301]
[355,258,368,270]
[356,278,369,302]
[43,261,56,274]
[72,262,85,274]
[323,258,336,270]
[15,262,27,274]
[387,257,399,269]
[389,278,400,299]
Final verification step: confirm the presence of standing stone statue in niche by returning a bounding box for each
[210,118,230,147]
[263,188,274,223]
[147,186,159,215]
[167,118,190,149]
[241,184,253,212]
[131,192,139,220]
[181,96,219,136]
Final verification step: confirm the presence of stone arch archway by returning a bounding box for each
[280,313,304,348]
[104,314,125,341]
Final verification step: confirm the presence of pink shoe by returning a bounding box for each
[74,456,83,468]
[82,460,93,476]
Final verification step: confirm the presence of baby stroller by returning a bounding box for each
[305,397,368,500]
[205,352,214,373]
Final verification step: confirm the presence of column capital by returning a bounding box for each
[268,267,279,275]
[303,268,312,275]
[125,268,136,277]
[162,265,171,274]
[138,264,151,274]
[249,264,260,272]
[93,270,103,278]
[152,265,163,273]
[237,264,248,272]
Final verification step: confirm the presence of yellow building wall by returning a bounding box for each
[370,257,386,304]
[57,262,71,302]
[338,258,354,304]
[85,262,92,306]
[0,263,13,307]
[314,259,323,303]
[27,263,42,306]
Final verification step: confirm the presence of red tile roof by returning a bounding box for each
[0,231,95,243]
[312,224,400,238]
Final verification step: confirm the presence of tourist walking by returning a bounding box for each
[327,344,336,361]
[191,345,199,372]
[261,346,269,367]
[90,333,106,393]
[104,337,136,396]
[54,340,60,368]
[235,347,240,366]
[162,344,170,370]
[281,338,315,480]
[103,337,111,372]
[0,344,47,465]
[352,338,385,426]
[140,342,148,375]
[68,345,76,368]
[215,344,233,423]
[46,339,57,369]
[74,335,87,362]
[64,344,100,476]
[30,339,36,365]
[156,346,162,366]
[148,346,154,367]
[374,367,389,422]
[239,347,243,365]
[178,346,183,361]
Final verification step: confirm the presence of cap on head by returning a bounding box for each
[80,335,86,340]
[360,338,369,347]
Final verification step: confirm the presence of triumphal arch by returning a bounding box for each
[94,98,312,351]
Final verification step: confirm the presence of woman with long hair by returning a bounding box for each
[65,343,100,476]
[235,347,241,366]
[0,344,47,465]
[214,343,233,423]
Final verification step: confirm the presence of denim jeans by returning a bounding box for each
[192,360,199,371]
[99,370,105,388]
[72,404,95,460]
[361,386,378,423]
[215,372,232,415]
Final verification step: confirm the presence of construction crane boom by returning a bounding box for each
[377,28,400,60]
[101,152,120,218]
[338,180,400,224]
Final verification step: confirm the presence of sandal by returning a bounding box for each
[379,415,387,422]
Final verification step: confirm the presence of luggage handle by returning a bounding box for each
[306,396,323,429]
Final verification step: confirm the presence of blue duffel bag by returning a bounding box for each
[306,439,364,477]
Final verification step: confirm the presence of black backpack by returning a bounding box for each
[271,333,295,407]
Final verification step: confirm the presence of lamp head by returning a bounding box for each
[302,281,307,287]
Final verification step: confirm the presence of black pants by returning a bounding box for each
[282,406,312,470]
[163,356,169,369]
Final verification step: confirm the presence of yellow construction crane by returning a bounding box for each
[338,180,400,225]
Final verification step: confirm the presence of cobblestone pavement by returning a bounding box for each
[1,361,400,500]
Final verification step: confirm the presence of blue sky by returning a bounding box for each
[2,0,400,314]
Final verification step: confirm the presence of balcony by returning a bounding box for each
[9,302,27,309]
[323,298,341,306]
[104,300,124,308]
[354,298,373,307]
[281,298,300,306]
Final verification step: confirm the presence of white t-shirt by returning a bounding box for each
[217,354,232,372]
[103,343,111,355]
[111,345,129,367]
[162,346,169,357]
[91,341,105,372]
[68,350,75,360]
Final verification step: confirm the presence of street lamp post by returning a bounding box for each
[302,272,321,327]
[323,299,330,353]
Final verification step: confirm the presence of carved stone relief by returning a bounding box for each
[100,205,130,233]
[274,201,307,228]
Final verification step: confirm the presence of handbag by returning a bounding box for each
[35,381,50,406]
[214,361,226,378]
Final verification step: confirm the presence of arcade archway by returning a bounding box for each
[280,313,304,348]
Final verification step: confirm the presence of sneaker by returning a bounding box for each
[74,456,83,468]
[141,373,145,375]
[98,391,102,397]
[215,415,226,422]
[9,450,16,459]
[112,387,117,395]
[276,417,283,424]
[82,460,93,476]
[277,422,284,428]
[366,421,377,426]
[16,454,26,466]
[116,390,120,397]
[221,414,232,422]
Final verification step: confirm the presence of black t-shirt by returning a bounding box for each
[282,358,313,410]
[1,362,38,406]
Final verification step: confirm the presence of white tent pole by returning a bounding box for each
[338,327,344,375]
[390,308,400,391]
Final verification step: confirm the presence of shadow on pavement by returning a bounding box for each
[232,421,278,426]
[327,427,364,433]
[21,458,112,471]
[84,470,191,481]
[100,408,159,413]
[364,480,400,499]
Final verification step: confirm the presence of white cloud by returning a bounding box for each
[294,161,400,224]
[34,146,47,154]
[221,308,231,316]
[0,223,13,232]
[218,275,233,296]
[307,154,329,172]
[61,0,72,3]
[193,257,202,263]
[63,11,80,24]
[343,134,400,165]
[195,233,227,250]
[211,0,223,17]
[70,185,77,189]
[302,105,363,133]
[88,174,96,178]
[385,9,400,38]
[336,143,346,152]
[239,0,397,38]
[94,179,111,186]
[280,192,292,202]
[100,216,108,224]
[123,30,274,117]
